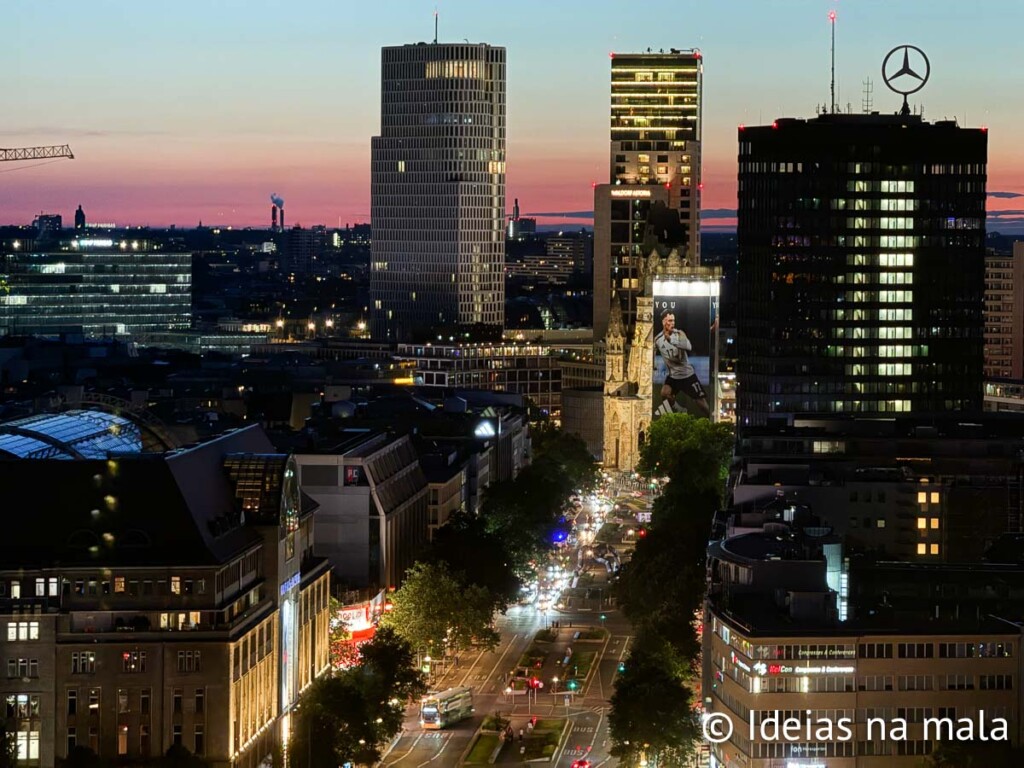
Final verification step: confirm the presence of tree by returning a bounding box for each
[290,674,381,768]
[162,745,208,768]
[379,561,499,656]
[480,469,563,574]
[291,631,427,768]
[61,747,106,768]
[609,636,700,768]
[426,510,520,610]
[530,423,599,492]
[0,725,18,768]
[637,413,733,500]
[614,482,718,666]
[357,626,428,704]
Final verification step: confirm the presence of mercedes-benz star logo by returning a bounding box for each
[882,45,930,96]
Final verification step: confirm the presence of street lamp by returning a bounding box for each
[552,676,559,694]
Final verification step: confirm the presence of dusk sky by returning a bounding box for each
[3,0,1024,230]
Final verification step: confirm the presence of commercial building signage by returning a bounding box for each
[609,188,652,198]
[767,664,855,676]
[279,572,300,596]
[338,603,373,633]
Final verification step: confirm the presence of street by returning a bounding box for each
[380,479,647,768]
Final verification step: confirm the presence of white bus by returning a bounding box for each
[420,687,474,729]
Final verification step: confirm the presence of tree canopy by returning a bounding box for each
[608,634,700,768]
[379,561,499,655]
[610,414,733,765]
[290,629,426,768]
[636,414,733,500]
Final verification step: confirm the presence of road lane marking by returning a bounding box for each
[459,632,516,689]
[382,732,423,767]
[415,732,452,768]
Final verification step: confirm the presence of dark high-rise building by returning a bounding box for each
[370,42,506,342]
[284,225,327,276]
[736,113,987,426]
[594,49,703,338]
[32,214,62,234]
[73,205,85,230]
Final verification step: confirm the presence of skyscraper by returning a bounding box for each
[736,113,988,426]
[593,49,703,338]
[370,42,506,342]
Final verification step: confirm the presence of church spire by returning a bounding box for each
[607,293,625,339]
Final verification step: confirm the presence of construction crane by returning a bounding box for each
[0,144,74,163]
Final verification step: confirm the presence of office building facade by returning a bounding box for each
[296,432,429,591]
[0,237,191,339]
[704,520,1024,767]
[984,243,1024,380]
[594,50,703,338]
[0,424,331,768]
[736,114,988,426]
[370,42,506,341]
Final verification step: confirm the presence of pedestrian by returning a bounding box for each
[519,729,525,742]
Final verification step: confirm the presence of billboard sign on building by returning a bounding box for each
[652,278,720,421]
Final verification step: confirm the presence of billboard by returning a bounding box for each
[652,278,720,421]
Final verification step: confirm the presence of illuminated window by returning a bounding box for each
[917,492,927,504]
[930,543,940,555]
[397,160,405,173]
[917,518,927,530]
[930,518,939,529]
[114,577,125,594]
[917,543,927,555]
[930,492,940,504]
[171,577,181,595]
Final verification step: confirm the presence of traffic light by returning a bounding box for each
[567,680,578,691]
[530,716,538,727]
[600,614,607,622]
[637,527,647,538]
[617,662,626,673]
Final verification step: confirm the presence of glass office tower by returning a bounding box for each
[370,42,506,342]
[0,237,191,338]
[594,49,703,338]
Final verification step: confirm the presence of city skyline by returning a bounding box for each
[3,0,1024,230]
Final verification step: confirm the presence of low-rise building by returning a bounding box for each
[295,430,429,591]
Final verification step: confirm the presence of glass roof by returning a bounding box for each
[0,410,143,459]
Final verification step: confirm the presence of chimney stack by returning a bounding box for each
[272,205,278,231]
[280,206,284,231]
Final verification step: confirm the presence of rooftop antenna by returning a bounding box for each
[829,10,837,114]
[862,77,874,113]
[433,8,438,44]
